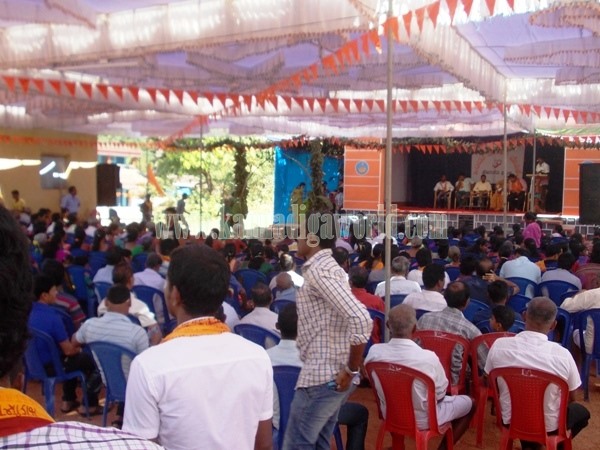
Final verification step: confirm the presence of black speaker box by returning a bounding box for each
[96,164,121,206]
[579,163,600,224]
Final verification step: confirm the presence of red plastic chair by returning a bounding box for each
[365,362,453,450]
[488,367,572,450]
[413,330,470,395]
[469,333,515,448]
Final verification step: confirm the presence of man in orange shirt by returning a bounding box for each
[507,173,525,211]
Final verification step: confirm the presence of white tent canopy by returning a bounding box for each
[0,0,599,139]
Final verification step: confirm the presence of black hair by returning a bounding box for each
[415,248,432,267]
[491,305,515,331]
[112,261,133,285]
[106,247,124,266]
[277,303,298,339]
[487,280,509,304]
[33,273,54,300]
[332,247,349,268]
[41,259,66,287]
[422,264,445,289]
[279,253,294,271]
[251,282,272,307]
[459,255,478,276]
[159,238,179,256]
[348,266,369,288]
[557,252,576,271]
[444,281,470,309]
[107,284,130,305]
[145,252,163,269]
[168,244,230,316]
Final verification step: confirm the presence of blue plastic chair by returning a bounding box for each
[364,308,385,357]
[551,308,572,348]
[475,320,492,334]
[508,320,526,333]
[88,342,136,427]
[271,299,295,314]
[445,266,460,281]
[273,365,301,450]
[365,281,379,294]
[23,328,89,418]
[415,309,429,320]
[506,277,538,299]
[234,324,280,349]
[131,285,175,334]
[66,265,97,318]
[390,294,407,308]
[94,281,112,301]
[463,299,490,322]
[537,280,579,307]
[507,294,530,314]
[576,309,600,401]
[131,253,148,273]
[235,269,268,294]
[88,251,107,278]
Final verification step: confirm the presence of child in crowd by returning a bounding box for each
[490,305,516,332]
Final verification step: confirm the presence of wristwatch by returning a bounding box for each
[343,365,360,376]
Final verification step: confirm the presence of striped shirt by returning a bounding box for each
[296,249,372,388]
[0,421,163,449]
[75,312,149,355]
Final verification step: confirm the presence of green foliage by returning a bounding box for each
[306,140,331,211]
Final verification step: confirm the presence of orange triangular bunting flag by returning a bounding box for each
[323,55,338,74]
[446,0,459,21]
[375,99,385,112]
[317,98,327,112]
[403,11,413,35]
[128,86,139,102]
[454,101,462,112]
[32,79,44,93]
[581,111,588,123]
[553,108,560,120]
[171,90,184,104]
[523,104,531,116]
[112,85,123,100]
[415,7,425,32]
[292,96,304,110]
[433,101,441,112]
[368,29,382,54]
[64,81,76,97]
[383,16,400,41]
[532,105,541,116]
[399,101,408,113]
[348,40,360,62]
[506,0,515,10]
[215,93,228,108]
[485,0,496,15]
[563,110,571,121]
[49,80,62,95]
[354,99,363,113]
[544,106,552,118]
[187,90,199,104]
[306,99,315,113]
[463,0,474,16]
[96,84,108,99]
[341,98,351,112]
[409,100,419,112]
[572,111,580,123]
[282,96,292,110]
[427,145,433,154]
[364,99,374,111]
[464,102,472,113]
[443,100,452,112]
[474,101,483,113]
[427,2,440,26]
[17,78,29,94]
[80,83,92,98]
[2,76,15,92]
[146,88,157,103]
[361,33,371,56]
[331,98,339,113]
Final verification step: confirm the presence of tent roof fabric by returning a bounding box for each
[0,0,599,139]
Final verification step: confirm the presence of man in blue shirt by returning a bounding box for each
[60,186,81,216]
[29,274,101,415]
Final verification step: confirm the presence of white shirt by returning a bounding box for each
[60,194,80,214]
[455,178,473,192]
[365,339,447,429]
[268,270,304,290]
[93,265,114,284]
[407,269,451,289]
[560,288,600,353]
[222,301,240,330]
[434,181,453,192]
[540,268,582,290]
[536,162,550,175]
[335,239,354,253]
[267,339,302,367]
[98,294,157,328]
[134,269,166,293]
[499,256,542,294]
[473,181,492,193]
[374,275,421,297]
[484,331,581,432]
[403,290,447,312]
[239,307,280,336]
[123,329,273,450]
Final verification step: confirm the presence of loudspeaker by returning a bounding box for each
[579,163,600,224]
[96,164,121,206]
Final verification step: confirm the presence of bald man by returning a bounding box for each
[365,305,474,448]
[485,297,589,449]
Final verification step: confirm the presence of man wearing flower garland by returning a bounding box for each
[123,244,273,450]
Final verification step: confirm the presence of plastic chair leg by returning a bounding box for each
[78,374,90,419]
[43,379,56,417]
[473,388,488,447]
[101,388,110,427]
[333,424,343,450]
[583,356,593,401]
[375,424,387,450]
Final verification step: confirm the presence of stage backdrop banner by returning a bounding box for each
[343,146,385,211]
[470,146,525,184]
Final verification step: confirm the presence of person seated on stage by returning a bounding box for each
[365,304,474,445]
[433,175,453,208]
[472,174,492,208]
[490,178,504,211]
[454,174,473,208]
[507,173,526,211]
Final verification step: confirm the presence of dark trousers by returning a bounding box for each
[62,352,101,407]
[520,402,590,450]
[508,192,525,211]
[338,402,369,450]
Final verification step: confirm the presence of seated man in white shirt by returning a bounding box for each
[454,174,473,208]
[403,264,447,312]
[374,256,421,297]
[540,252,582,290]
[485,297,590,450]
[472,175,492,208]
[92,247,123,284]
[365,304,474,445]
[434,175,453,208]
[268,253,304,290]
[133,253,165,292]
[407,248,450,289]
[239,281,280,337]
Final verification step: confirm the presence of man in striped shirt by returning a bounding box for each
[283,212,372,450]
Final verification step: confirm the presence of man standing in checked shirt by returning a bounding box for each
[283,211,372,450]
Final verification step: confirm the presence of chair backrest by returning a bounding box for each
[131,253,148,273]
[555,308,572,348]
[270,299,295,314]
[507,294,529,314]
[131,285,171,327]
[463,299,490,322]
[364,308,385,357]
[390,294,407,308]
[234,324,281,349]
[415,309,429,320]
[489,367,569,444]
[234,269,268,294]
[94,281,112,302]
[577,308,600,358]
[24,328,68,381]
[365,362,444,436]
[88,251,107,277]
[88,342,136,403]
[506,277,538,299]
[470,333,514,393]
[475,319,492,334]
[445,266,460,281]
[273,365,301,449]
[66,265,92,302]
[412,330,470,394]
[365,281,379,294]
[508,320,525,334]
[537,281,579,306]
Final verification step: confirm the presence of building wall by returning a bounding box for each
[0,129,97,218]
